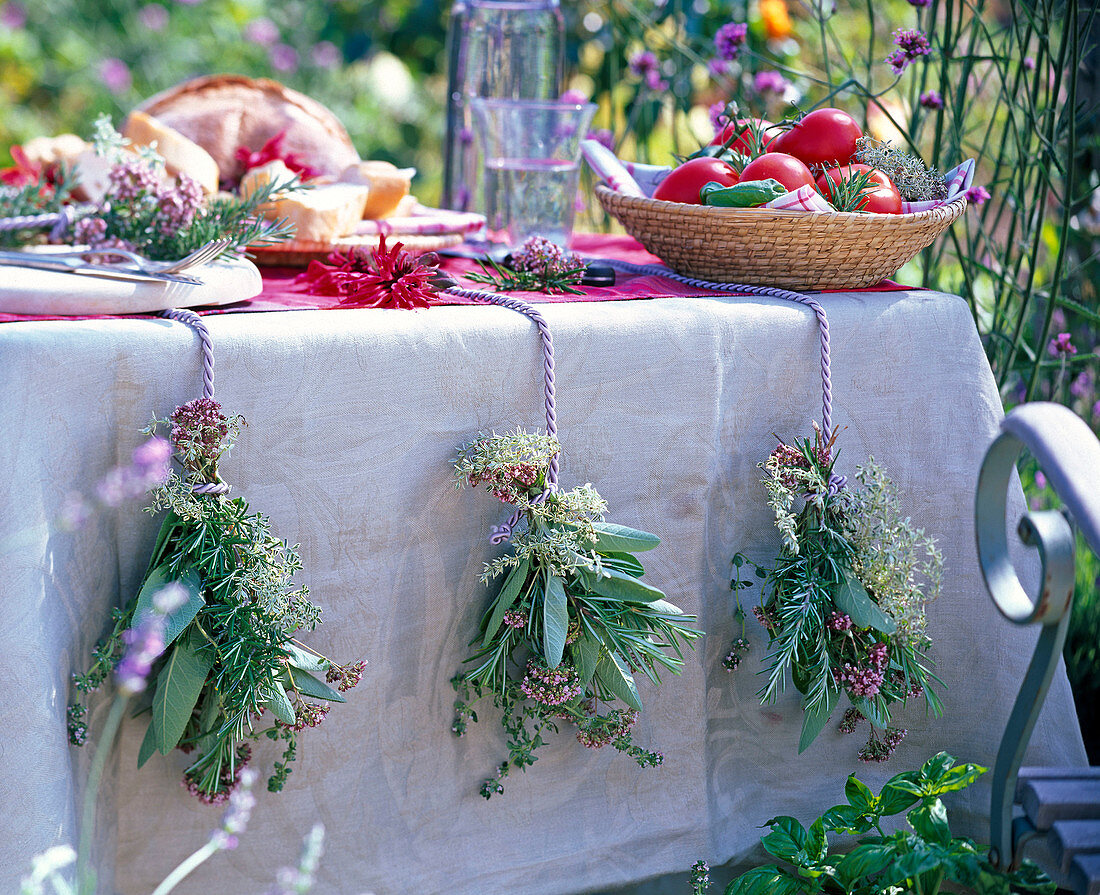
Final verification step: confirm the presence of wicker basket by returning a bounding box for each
[595,183,967,290]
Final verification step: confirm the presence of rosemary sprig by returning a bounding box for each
[819,168,879,213]
[465,254,586,295]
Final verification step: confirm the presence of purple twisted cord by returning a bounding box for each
[0,205,78,240]
[444,285,559,544]
[158,308,230,496]
[591,258,834,436]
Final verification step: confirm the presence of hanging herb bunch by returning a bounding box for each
[70,398,364,803]
[733,424,944,762]
[450,429,701,798]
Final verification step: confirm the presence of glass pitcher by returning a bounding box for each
[442,0,565,213]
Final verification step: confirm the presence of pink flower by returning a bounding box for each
[244,16,279,46]
[919,89,944,109]
[885,28,932,74]
[560,88,589,105]
[0,2,26,28]
[138,4,168,30]
[587,128,614,150]
[98,58,132,95]
[628,51,658,78]
[1024,56,1036,71]
[966,185,991,206]
[714,22,748,61]
[1049,332,1077,356]
[294,234,440,309]
[754,70,790,95]
[310,40,341,69]
[269,43,299,73]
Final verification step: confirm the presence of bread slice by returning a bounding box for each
[20,134,88,170]
[242,168,369,244]
[122,110,220,195]
[339,161,414,219]
[136,75,360,183]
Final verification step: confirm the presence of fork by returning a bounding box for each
[27,237,232,276]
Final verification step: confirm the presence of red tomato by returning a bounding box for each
[737,153,815,192]
[709,117,774,156]
[653,157,739,204]
[816,164,902,214]
[769,108,863,168]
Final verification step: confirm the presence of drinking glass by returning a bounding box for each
[471,98,597,248]
[443,0,565,212]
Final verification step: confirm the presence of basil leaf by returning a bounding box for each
[482,557,531,647]
[543,573,568,668]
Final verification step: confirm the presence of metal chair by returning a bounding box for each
[976,401,1100,895]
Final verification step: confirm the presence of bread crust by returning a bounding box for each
[137,75,360,184]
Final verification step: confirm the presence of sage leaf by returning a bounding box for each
[482,557,531,647]
[595,651,642,711]
[589,567,665,603]
[574,635,601,686]
[133,565,204,648]
[647,598,684,616]
[797,684,839,753]
[285,666,346,704]
[834,570,896,635]
[265,680,296,725]
[543,573,568,668]
[153,630,213,755]
[597,551,645,577]
[137,717,159,769]
[592,522,660,553]
[284,642,328,674]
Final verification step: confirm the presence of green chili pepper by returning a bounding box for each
[699,178,788,207]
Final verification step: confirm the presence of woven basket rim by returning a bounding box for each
[593,182,966,224]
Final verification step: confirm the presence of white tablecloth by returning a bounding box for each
[0,290,1085,895]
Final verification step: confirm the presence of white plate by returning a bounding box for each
[0,257,263,316]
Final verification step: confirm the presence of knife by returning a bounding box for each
[0,254,203,286]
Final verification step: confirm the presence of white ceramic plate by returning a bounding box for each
[0,257,263,316]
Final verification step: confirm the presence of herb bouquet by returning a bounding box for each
[71,398,363,803]
[742,425,943,761]
[450,430,701,797]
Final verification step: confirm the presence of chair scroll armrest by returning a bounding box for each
[976,402,1098,870]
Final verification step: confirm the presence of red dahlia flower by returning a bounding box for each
[294,234,440,309]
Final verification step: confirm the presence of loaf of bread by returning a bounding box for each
[136,75,360,184]
[122,110,220,195]
[338,161,414,219]
[240,160,369,243]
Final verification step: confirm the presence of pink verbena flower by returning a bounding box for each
[966,185,991,206]
[1049,332,1077,356]
[754,70,790,95]
[885,28,932,74]
[919,90,944,109]
[714,22,748,61]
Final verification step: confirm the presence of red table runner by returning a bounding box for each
[0,233,910,323]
